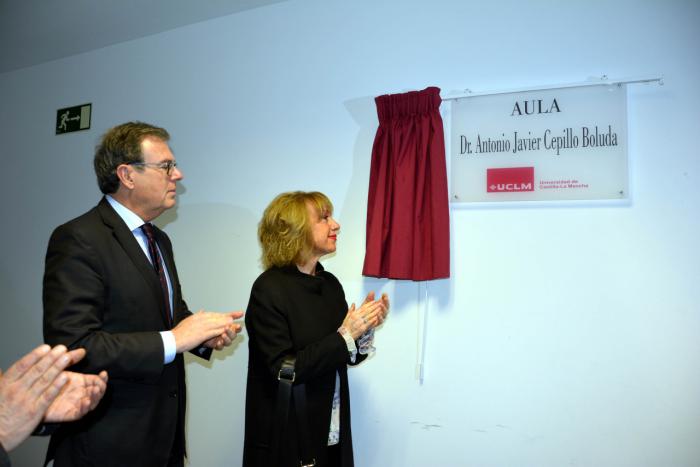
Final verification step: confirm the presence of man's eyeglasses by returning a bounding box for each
[128,160,178,176]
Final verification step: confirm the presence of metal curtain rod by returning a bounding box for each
[441,75,664,100]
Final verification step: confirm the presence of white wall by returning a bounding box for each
[1,0,699,466]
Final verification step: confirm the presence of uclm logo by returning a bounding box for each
[487,167,534,192]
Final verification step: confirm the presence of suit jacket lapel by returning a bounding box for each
[96,198,170,327]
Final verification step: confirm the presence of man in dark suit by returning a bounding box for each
[43,121,242,467]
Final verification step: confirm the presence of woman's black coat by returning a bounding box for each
[242,264,365,467]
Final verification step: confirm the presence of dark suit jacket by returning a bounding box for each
[0,443,10,467]
[243,264,365,467]
[42,197,208,467]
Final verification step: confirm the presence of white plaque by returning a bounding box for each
[450,85,628,203]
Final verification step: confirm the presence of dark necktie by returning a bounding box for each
[141,223,172,328]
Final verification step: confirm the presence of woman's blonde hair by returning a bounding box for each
[258,191,333,269]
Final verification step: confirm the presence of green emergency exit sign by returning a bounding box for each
[56,103,91,135]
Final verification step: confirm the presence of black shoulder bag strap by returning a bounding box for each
[271,355,316,467]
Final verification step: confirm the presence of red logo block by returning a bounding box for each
[487,167,535,193]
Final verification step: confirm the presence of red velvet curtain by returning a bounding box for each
[362,86,450,281]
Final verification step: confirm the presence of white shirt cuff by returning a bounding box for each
[337,327,358,363]
[160,331,176,364]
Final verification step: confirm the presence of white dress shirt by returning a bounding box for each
[106,195,176,364]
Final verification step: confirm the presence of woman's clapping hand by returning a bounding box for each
[341,292,389,339]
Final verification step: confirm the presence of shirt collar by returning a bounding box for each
[105,195,147,232]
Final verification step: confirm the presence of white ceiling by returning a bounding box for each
[0,0,286,73]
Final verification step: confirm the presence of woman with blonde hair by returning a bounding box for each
[243,191,388,467]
